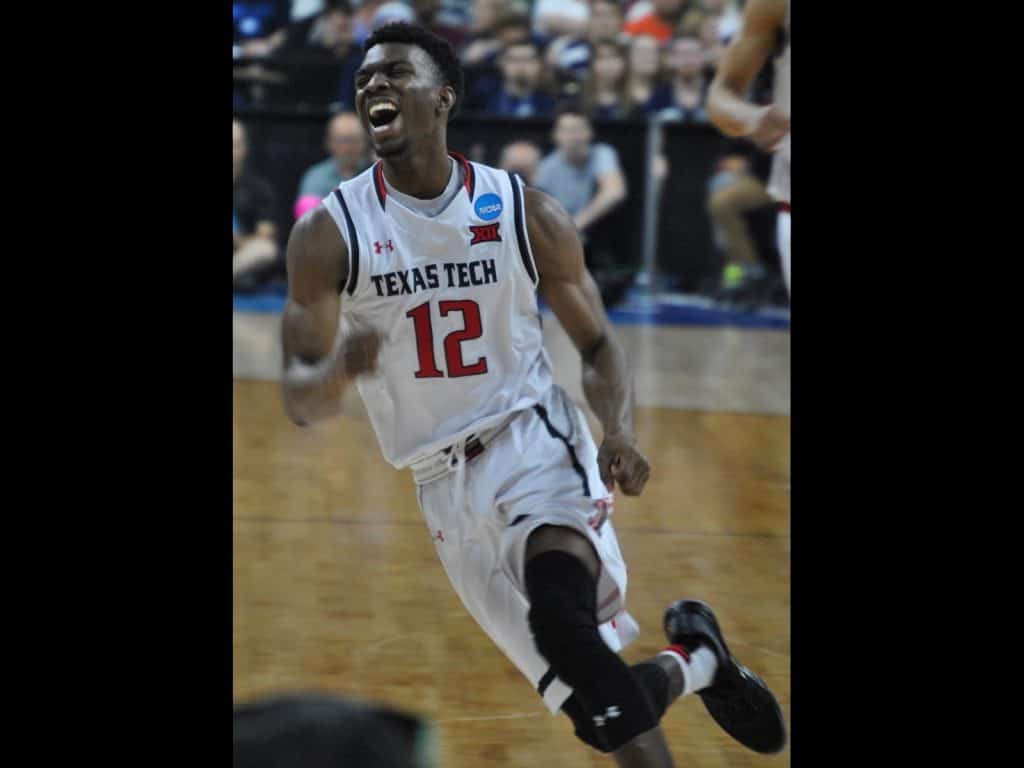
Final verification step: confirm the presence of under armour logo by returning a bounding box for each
[592,705,621,727]
[374,240,395,254]
[432,530,445,543]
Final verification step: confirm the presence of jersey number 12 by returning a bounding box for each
[406,300,489,379]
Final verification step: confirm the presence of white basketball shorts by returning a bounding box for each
[415,384,639,714]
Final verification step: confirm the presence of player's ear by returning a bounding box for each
[437,85,455,115]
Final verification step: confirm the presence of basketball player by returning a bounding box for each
[707,0,791,294]
[280,22,786,766]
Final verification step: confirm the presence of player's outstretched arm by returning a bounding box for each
[526,187,650,496]
[280,206,381,427]
[707,0,789,149]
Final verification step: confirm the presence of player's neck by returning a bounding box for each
[380,142,453,199]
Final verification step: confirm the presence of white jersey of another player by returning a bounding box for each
[321,154,554,468]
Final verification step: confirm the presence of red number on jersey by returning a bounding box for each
[439,300,488,377]
[406,300,489,379]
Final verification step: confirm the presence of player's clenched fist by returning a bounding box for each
[598,434,651,496]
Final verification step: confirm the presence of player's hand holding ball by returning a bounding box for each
[598,434,650,496]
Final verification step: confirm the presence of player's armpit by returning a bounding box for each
[525,187,607,353]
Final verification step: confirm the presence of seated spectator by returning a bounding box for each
[486,39,556,117]
[546,0,625,87]
[536,106,627,234]
[581,40,630,121]
[352,0,389,45]
[499,140,543,185]
[294,112,373,220]
[678,0,741,72]
[413,0,468,50]
[536,106,631,305]
[233,120,280,291]
[272,0,362,109]
[532,0,591,38]
[460,0,506,65]
[707,152,776,297]
[623,34,672,115]
[460,3,536,112]
[660,34,710,122]
[234,0,291,56]
[623,0,687,44]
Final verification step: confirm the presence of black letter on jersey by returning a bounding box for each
[411,267,427,293]
[443,263,458,287]
[426,264,440,289]
[482,259,497,284]
[371,274,386,296]
[396,269,413,295]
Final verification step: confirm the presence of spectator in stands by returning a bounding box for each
[233,120,279,291]
[581,40,630,120]
[352,0,390,44]
[460,0,506,65]
[233,0,291,56]
[623,0,688,44]
[536,105,627,244]
[460,3,535,112]
[661,34,709,122]
[412,0,468,50]
[273,0,362,109]
[547,0,625,87]
[294,112,372,220]
[536,105,632,305]
[486,39,556,117]
[533,0,591,38]
[707,152,775,296]
[499,140,543,185]
[623,34,672,115]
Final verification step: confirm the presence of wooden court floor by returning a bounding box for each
[233,366,790,766]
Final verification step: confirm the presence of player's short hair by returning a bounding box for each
[362,22,465,122]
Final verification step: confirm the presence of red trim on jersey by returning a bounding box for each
[375,154,473,205]
[449,151,474,199]
[374,162,388,209]
[779,202,791,213]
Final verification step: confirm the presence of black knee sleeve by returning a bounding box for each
[525,550,658,752]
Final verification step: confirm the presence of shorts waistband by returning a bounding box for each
[410,414,517,486]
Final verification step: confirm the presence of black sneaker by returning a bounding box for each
[664,599,787,754]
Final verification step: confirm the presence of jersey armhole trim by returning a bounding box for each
[507,171,539,287]
[332,188,360,296]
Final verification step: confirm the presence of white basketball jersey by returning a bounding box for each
[767,0,791,203]
[321,154,554,468]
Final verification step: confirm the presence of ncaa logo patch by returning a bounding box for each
[474,193,503,221]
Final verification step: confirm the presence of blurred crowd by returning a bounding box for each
[234,0,740,122]
[234,0,786,308]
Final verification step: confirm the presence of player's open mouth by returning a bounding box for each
[368,100,401,131]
